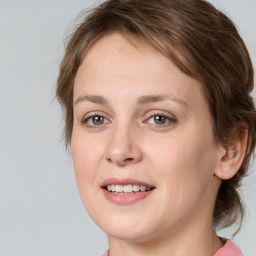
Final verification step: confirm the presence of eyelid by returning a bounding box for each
[144,110,176,121]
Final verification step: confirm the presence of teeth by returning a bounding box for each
[116,185,123,192]
[106,184,151,193]
[140,186,146,192]
[124,184,133,193]
[133,185,140,192]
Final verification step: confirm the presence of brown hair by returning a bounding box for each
[56,0,256,232]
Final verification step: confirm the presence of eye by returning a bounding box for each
[146,112,176,127]
[149,115,168,125]
[81,113,109,128]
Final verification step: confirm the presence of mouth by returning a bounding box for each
[104,184,154,194]
[101,178,155,205]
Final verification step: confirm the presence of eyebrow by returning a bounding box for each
[137,95,188,106]
[74,94,188,107]
[75,95,109,105]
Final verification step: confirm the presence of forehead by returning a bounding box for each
[79,32,172,76]
[74,32,207,111]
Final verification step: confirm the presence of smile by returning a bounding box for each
[105,184,152,194]
[101,178,155,205]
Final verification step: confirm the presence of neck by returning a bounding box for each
[108,225,224,256]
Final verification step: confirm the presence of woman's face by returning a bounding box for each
[72,32,222,242]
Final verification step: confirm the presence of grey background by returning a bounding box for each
[0,0,255,255]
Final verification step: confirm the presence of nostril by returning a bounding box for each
[106,157,112,162]
[124,158,134,162]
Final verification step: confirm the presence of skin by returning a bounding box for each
[71,32,228,256]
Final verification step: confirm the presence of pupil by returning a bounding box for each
[154,115,166,124]
[93,116,104,125]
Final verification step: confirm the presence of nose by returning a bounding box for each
[105,123,143,167]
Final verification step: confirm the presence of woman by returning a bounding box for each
[56,0,256,255]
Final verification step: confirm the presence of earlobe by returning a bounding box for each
[214,127,248,180]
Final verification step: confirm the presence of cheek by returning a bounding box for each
[148,130,217,206]
[71,131,106,216]
[150,136,212,175]
[71,129,104,187]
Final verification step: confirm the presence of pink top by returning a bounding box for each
[214,240,243,256]
[102,240,243,256]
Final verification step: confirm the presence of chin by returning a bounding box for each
[105,227,155,242]
[95,214,160,242]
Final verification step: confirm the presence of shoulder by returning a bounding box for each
[214,240,243,256]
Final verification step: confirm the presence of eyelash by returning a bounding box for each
[81,111,177,129]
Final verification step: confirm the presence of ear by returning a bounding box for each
[215,127,248,180]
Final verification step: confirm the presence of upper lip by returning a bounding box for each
[101,178,155,189]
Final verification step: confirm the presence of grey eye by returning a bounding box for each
[92,116,104,125]
[148,115,169,125]
[86,115,106,126]
[154,115,167,124]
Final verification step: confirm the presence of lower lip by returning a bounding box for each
[102,189,154,205]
